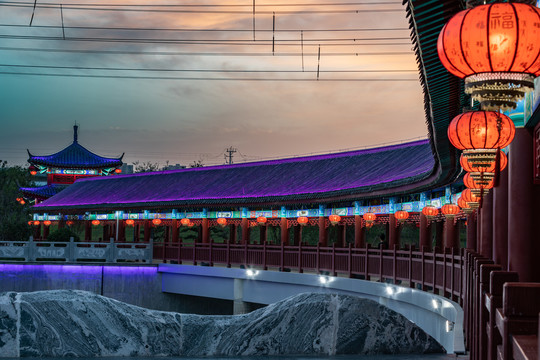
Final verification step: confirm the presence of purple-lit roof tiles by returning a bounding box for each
[34,140,434,210]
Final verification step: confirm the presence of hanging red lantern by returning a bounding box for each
[217,218,227,227]
[91,220,100,226]
[19,199,25,205]
[441,204,460,218]
[16,197,22,202]
[152,219,162,226]
[422,206,439,220]
[257,216,267,225]
[448,111,515,167]
[66,220,74,226]
[180,218,191,226]
[33,220,40,226]
[30,170,37,176]
[188,222,195,227]
[297,216,309,226]
[461,189,482,209]
[28,221,33,226]
[114,168,122,174]
[394,210,409,222]
[458,197,473,214]
[463,173,494,197]
[363,212,376,227]
[125,219,135,226]
[438,3,540,111]
[460,151,508,183]
[43,220,51,226]
[329,214,341,225]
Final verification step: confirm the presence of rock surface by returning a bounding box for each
[0,290,444,357]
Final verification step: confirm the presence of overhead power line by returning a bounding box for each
[0,1,403,7]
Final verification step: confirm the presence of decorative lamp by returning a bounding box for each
[460,151,508,182]
[33,220,40,226]
[16,197,22,202]
[458,197,473,214]
[188,222,195,227]
[329,214,341,225]
[152,219,162,226]
[441,204,460,218]
[27,221,33,226]
[394,210,409,222]
[422,206,439,220]
[66,220,74,226]
[180,218,191,226]
[43,220,51,226]
[30,170,37,176]
[19,199,25,205]
[91,220,100,226]
[363,212,376,227]
[463,173,494,197]
[217,218,227,227]
[461,189,482,209]
[114,168,122,174]
[297,216,309,226]
[125,219,135,226]
[438,3,540,111]
[448,111,515,167]
[257,216,267,225]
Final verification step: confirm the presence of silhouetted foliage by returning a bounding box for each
[47,227,80,242]
[0,161,33,241]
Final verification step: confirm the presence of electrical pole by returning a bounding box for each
[224,147,237,165]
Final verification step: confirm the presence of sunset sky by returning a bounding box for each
[0,0,427,167]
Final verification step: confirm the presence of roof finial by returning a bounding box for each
[73,123,78,143]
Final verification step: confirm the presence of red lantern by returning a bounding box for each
[30,170,37,176]
[152,219,162,226]
[43,220,51,226]
[394,210,409,222]
[217,218,227,227]
[257,216,267,225]
[438,3,540,111]
[460,151,508,173]
[463,173,493,197]
[188,222,195,227]
[91,220,100,226]
[461,189,482,209]
[329,214,341,225]
[422,206,439,220]
[33,220,40,226]
[114,168,122,174]
[297,216,309,226]
[16,197,22,202]
[66,220,74,226]
[125,219,135,226]
[458,197,473,214]
[19,199,25,205]
[363,212,376,227]
[28,221,33,226]
[180,218,191,226]
[441,204,460,218]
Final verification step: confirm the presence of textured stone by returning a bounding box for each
[0,290,444,357]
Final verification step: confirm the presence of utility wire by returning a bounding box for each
[0,71,418,81]
[0,63,418,73]
[0,1,403,7]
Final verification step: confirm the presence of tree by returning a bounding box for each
[133,161,161,173]
[189,159,204,168]
[0,161,33,241]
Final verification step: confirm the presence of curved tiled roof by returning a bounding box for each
[27,126,123,169]
[34,140,435,211]
[20,184,68,201]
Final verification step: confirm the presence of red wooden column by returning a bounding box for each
[43,224,50,240]
[294,225,302,245]
[172,219,179,243]
[419,213,431,251]
[318,216,327,246]
[444,217,458,249]
[134,223,140,242]
[508,127,540,282]
[84,221,91,241]
[492,168,508,269]
[241,218,250,244]
[435,221,444,250]
[354,215,365,248]
[58,218,65,229]
[202,218,210,243]
[143,220,151,242]
[229,224,237,244]
[280,218,289,245]
[118,220,126,242]
[466,212,477,250]
[388,214,399,249]
[480,191,493,258]
[338,224,346,247]
[476,210,482,252]
[259,224,267,244]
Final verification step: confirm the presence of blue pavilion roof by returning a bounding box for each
[27,126,123,169]
[20,184,68,200]
[34,140,436,211]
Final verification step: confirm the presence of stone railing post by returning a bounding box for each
[108,237,114,262]
[69,237,75,262]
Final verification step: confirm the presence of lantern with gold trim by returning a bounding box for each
[329,214,341,226]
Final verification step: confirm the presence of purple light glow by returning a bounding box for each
[34,140,434,208]
[0,264,157,275]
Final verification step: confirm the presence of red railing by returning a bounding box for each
[153,241,464,304]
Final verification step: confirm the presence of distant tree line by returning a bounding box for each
[0,161,32,241]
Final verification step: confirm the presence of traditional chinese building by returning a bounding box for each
[19,125,124,203]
